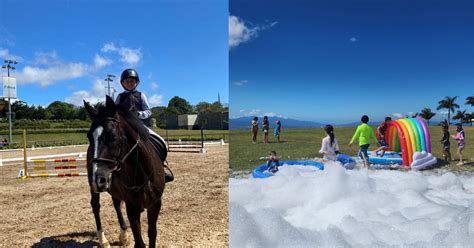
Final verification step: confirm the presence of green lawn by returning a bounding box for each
[230,126,474,172]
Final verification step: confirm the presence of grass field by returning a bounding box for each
[4,129,228,148]
[229,126,474,172]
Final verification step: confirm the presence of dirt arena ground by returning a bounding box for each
[0,145,228,247]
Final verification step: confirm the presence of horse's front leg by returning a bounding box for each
[91,190,110,248]
[126,202,146,248]
[112,197,129,246]
[147,199,162,248]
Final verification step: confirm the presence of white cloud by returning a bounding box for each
[264,112,278,117]
[148,94,163,107]
[234,80,248,86]
[101,42,142,66]
[392,113,403,118]
[349,37,358,42]
[14,50,114,87]
[264,112,286,118]
[65,79,106,106]
[33,51,59,65]
[247,109,261,116]
[94,54,112,68]
[239,109,245,113]
[18,63,90,87]
[0,48,23,63]
[101,43,117,52]
[150,81,159,91]
[437,110,449,115]
[229,15,277,49]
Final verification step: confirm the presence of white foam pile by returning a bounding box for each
[230,162,474,247]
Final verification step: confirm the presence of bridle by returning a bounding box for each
[90,116,154,192]
[90,117,141,172]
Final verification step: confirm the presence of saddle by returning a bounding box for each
[148,134,173,183]
[148,134,167,162]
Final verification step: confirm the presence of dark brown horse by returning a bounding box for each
[84,96,166,248]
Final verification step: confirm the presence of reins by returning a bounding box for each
[90,116,157,192]
[91,137,140,170]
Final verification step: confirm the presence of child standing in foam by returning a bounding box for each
[349,115,378,168]
[440,122,451,162]
[452,124,465,165]
[319,125,340,161]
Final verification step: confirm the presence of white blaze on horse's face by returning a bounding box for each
[92,126,104,181]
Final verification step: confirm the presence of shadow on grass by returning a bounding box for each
[31,231,124,248]
[251,140,291,144]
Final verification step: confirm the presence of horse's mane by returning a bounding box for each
[94,102,150,142]
[117,104,150,142]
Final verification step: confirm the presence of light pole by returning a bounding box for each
[104,74,116,98]
[2,59,17,145]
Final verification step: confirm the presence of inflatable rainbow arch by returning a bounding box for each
[384,117,431,166]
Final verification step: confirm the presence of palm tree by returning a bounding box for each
[466,96,474,107]
[453,110,467,124]
[419,108,436,125]
[465,112,474,126]
[437,96,459,125]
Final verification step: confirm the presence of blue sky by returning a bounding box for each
[230,0,474,124]
[0,0,228,108]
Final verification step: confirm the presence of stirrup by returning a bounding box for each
[164,160,174,183]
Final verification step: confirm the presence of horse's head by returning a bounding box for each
[85,96,125,193]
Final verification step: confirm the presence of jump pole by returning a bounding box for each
[22,129,28,179]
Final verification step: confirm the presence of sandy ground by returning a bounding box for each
[0,145,228,247]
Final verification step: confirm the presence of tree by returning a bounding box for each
[466,96,474,107]
[465,112,474,126]
[151,106,167,128]
[31,105,52,120]
[195,102,212,113]
[437,96,459,125]
[196,101,225,113]
[419,108,436,125]
[11,100,32,119]
[167,96,193,115]
[453,110,467,124]
[210,101,224,112]
[73,106,88,120]
[46,101,75,120]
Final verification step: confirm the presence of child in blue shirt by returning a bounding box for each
[274,120,281,143]
[267,151,280,173]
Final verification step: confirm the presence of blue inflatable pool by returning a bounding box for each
[252,160,324,179]
[368,151,403,165]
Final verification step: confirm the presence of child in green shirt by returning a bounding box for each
[349,115,378,168]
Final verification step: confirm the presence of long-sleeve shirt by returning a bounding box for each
[319,135,340,161]
[350,123,377,146]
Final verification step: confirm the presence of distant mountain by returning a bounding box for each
[335,121,381,127]
[230,116,325,129]
[230,117,388,129]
